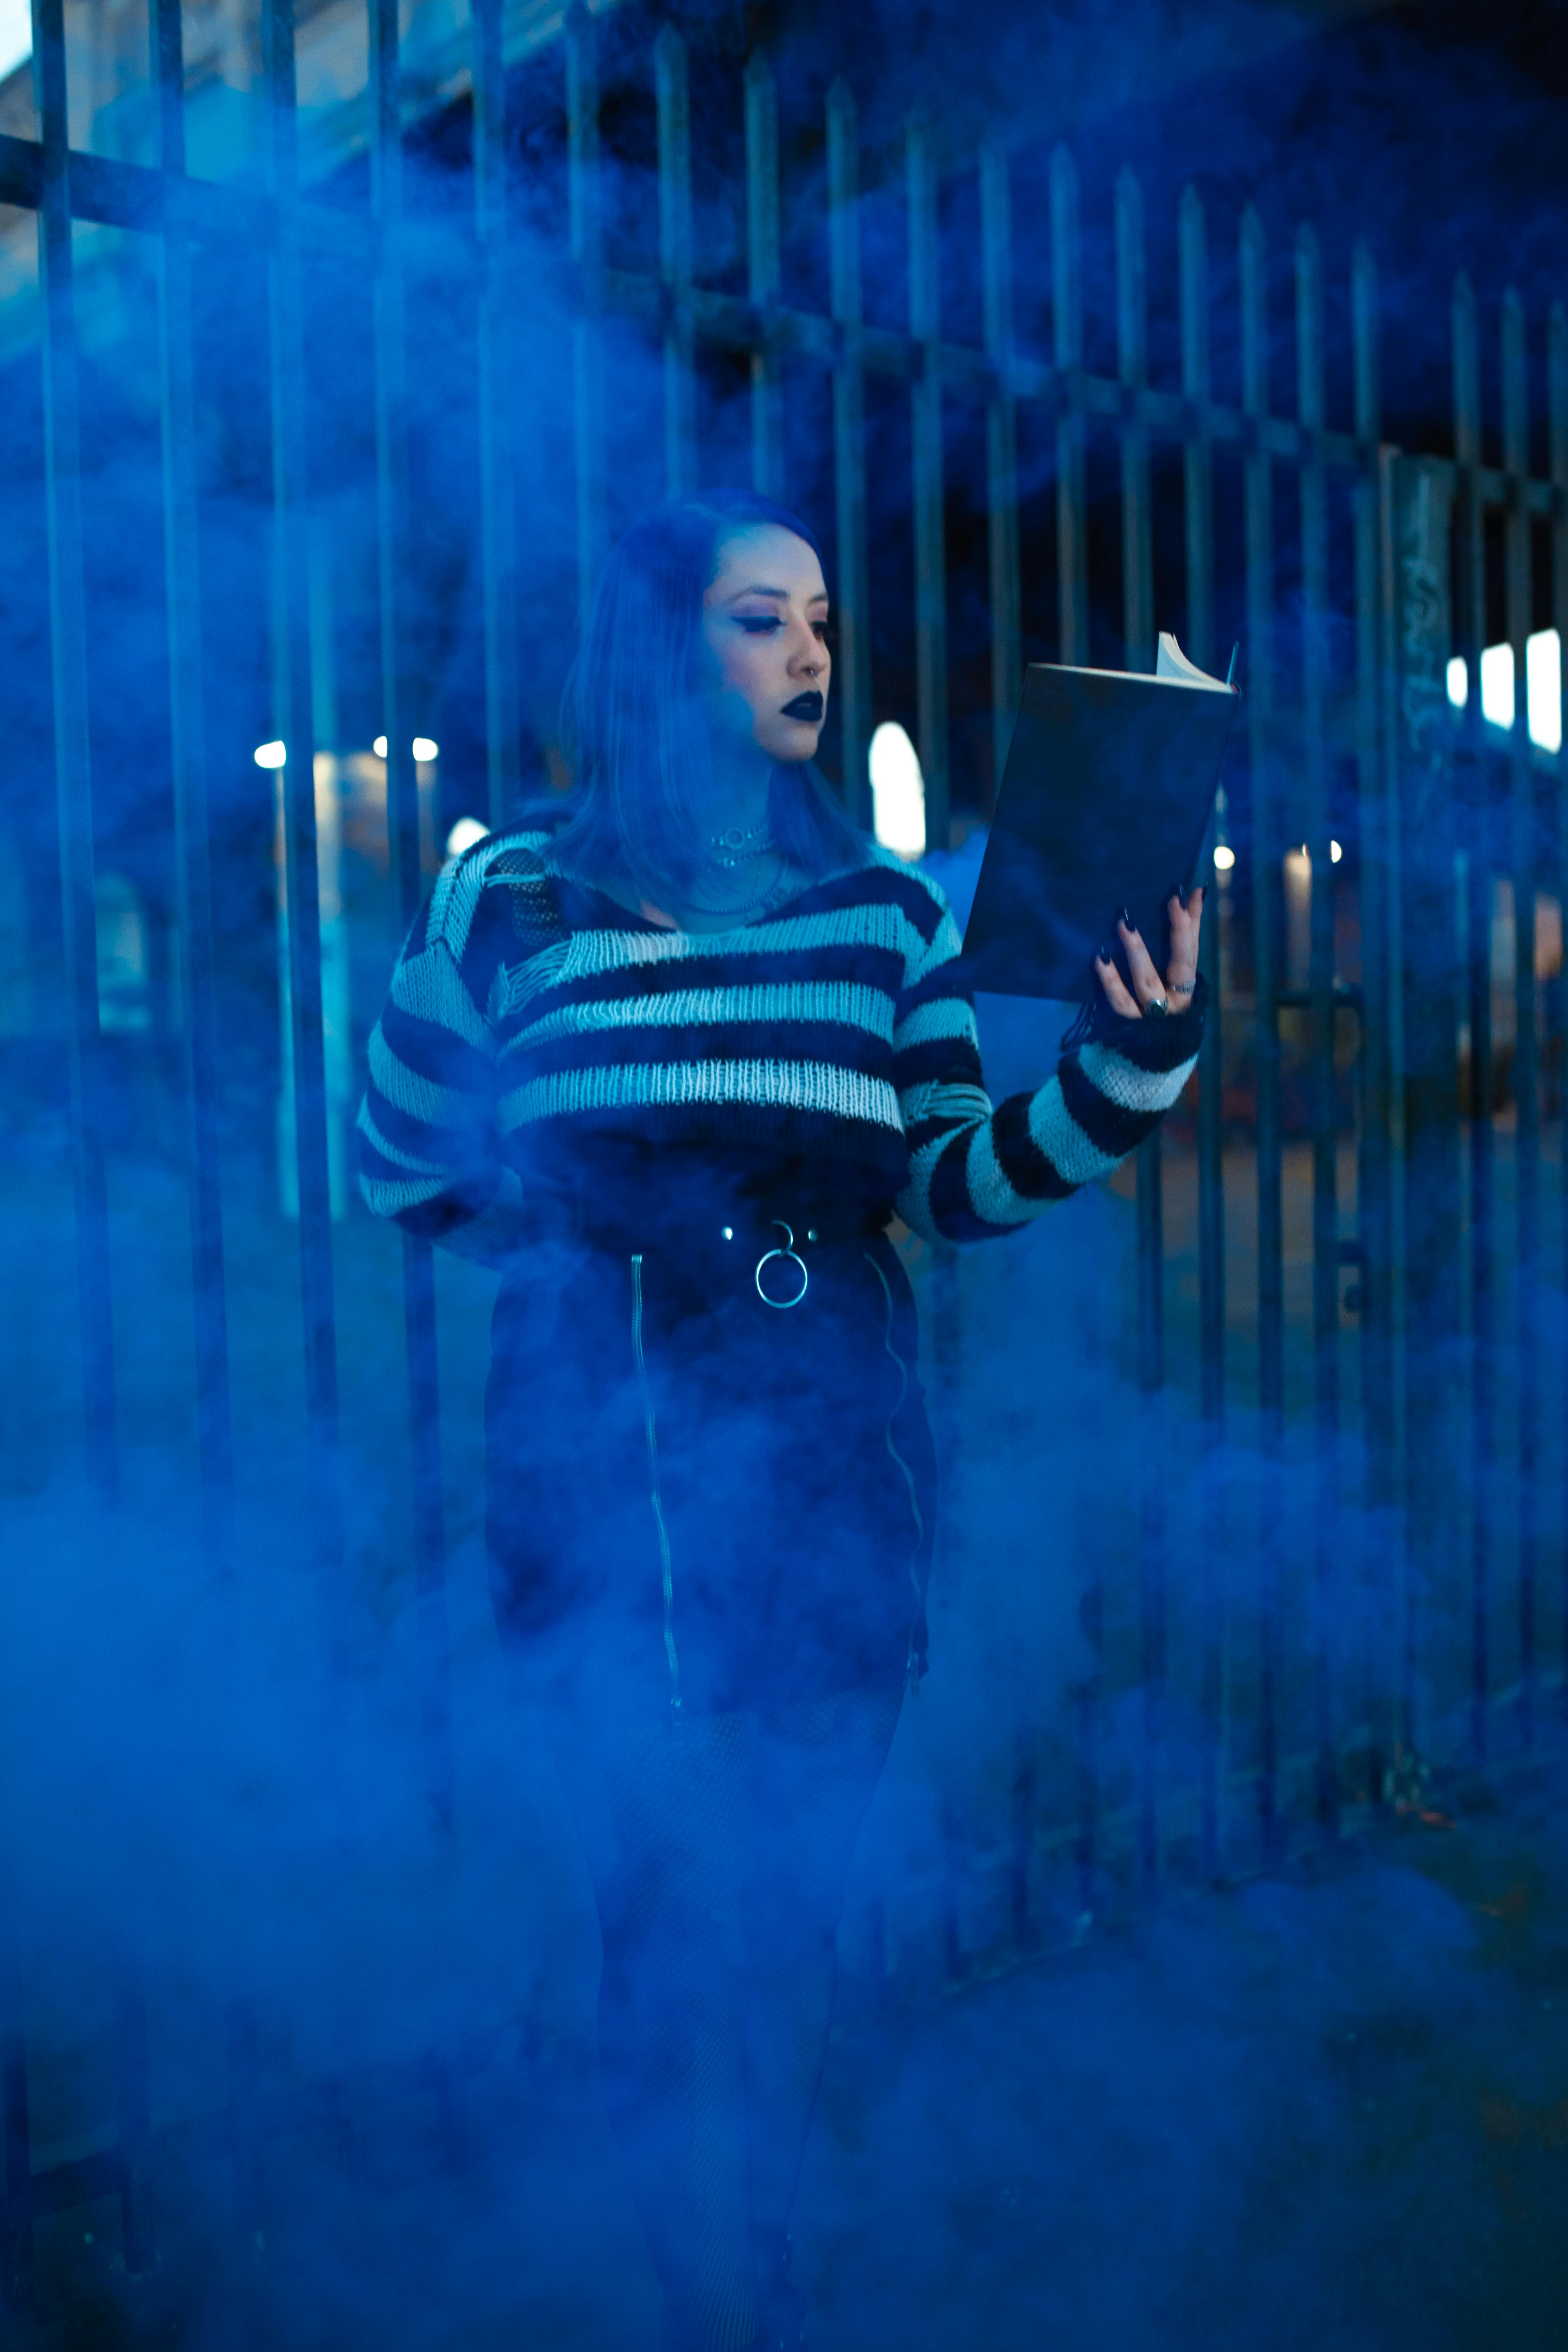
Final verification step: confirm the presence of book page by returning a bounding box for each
[1155,631,1229,690]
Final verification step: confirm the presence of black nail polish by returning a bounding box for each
[1098,939,1114,963]
[1118,906,1132,928]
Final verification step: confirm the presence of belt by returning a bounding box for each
[582,1200,885,1311]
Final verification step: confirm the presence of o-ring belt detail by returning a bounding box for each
[751,1219,809,1309]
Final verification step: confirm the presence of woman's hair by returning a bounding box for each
[552,489,867,898]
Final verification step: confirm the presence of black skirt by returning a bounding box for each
[485,1168,936,1717]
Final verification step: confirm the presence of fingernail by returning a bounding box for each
[1118,906,1132,928]
[1098,939,1114,962]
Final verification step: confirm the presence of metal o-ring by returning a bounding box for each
[755,1219,809,1309]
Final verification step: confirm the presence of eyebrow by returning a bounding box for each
[724,583,830,604]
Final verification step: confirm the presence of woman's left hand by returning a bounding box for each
[1094,889,1204,1019]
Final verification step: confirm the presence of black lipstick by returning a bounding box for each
[780,689,825,723]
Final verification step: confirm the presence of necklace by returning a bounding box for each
[708,817,774,868]
[686,846,793,922]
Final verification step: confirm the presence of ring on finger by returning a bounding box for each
[1145,996,1169,1018]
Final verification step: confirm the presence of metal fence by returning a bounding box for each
[2,0,1567,2311]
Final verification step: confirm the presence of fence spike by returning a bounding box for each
[980,133,1021,791]
[1051,145,1087,663]
[1501,284,1540,1741]
[566,1,605,618]
[654,24,693,496]
[1352,238,1379,444]
[1295,222,1324,429]
[1239,193,1284,1858]
[745,48,781,496]
[826,76,870,826]
[906,111,949,847]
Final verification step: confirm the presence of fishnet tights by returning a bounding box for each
[555,1684,902,2352]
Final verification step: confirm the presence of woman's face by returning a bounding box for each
[699,524,831,767]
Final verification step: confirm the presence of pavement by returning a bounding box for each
[18,1755,1568,2352]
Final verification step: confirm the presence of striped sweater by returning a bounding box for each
[356,830,1204,1256]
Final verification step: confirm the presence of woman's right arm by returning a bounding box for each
[356,835,543,1264]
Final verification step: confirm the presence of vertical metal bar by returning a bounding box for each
[264,0,344,1609]
[1116,168,1153,670]
[473,0,521,824]
[980,136,1021,798]
[1051,145,1088,665]
[374,0,452,1829]
[1453,271,1491,1760]
[1376,445,1412,1753]
[1180,186,1215,673]
[1297,223,1339,1830]
[566,3,605,624]
[1117,163,1164,1890]
[152,0,233,1580]
[654,26,693,499]
[1353,243,1397,1784]
[1502,288,1538,1743]
[745,50,781,499]
[31,0,118,1507]
[1551,299,1568,1714]
[1241,203,1283,1857]
[1396,455,1463,1781]
[827,79,871,827]
[906,113,949,852]
[1135,1113,1165,1896]
[1183,182,1225,1875]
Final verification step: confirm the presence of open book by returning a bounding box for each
[960,633,1238,1003]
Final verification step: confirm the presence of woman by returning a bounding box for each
[358,489,1204,2351]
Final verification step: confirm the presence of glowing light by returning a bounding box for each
[373,734,440,762]
[1449,636,1560,750]
[1330,840,1343,863]
[1213,844,1236,872]
[1480,643,1514,731]
[0,0,32,80]
[1527,629,1562,753]
[445,816,489,859]
[869,722,926,861]
[253,740,286,768]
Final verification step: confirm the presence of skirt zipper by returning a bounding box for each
[630,1253,682,1715]
[864,1250,927,1696]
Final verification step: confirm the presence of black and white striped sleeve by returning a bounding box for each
[355,837,528,1262]
[891,875,1205,1244]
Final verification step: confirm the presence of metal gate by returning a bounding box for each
[1,0,1565,2308]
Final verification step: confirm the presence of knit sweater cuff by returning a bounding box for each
[1078,972,1206,1072]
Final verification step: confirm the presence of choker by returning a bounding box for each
[708,818,774,869]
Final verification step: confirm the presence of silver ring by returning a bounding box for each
[1145,997,1170,1017]
[755,1219,809,1309]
